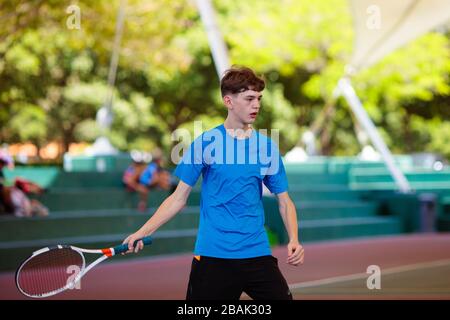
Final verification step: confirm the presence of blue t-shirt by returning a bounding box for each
[174,124,288,259]
[139,162,158,186]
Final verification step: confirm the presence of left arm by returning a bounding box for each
[276,191,304,266]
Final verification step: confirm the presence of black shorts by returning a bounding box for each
[186,255,292,300]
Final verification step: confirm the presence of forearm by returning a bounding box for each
[279,198,299,243]
[138,193,186,236]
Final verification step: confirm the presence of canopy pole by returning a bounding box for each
[104,0,127,119]
[90,0,127,155]
[337,77,412,193]
[303,86,341,155]
[195,0,230,79]
[309,91,339,137]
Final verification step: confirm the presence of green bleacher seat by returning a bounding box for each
[2,156,448,272]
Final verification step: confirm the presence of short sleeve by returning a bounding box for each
[263,146,288,195]
[174,137,205,187]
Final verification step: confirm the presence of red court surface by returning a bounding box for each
[1,233,450,300]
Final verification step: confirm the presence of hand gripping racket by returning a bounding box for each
[15,236,152,298]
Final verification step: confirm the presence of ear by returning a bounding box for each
[223,95,233,109]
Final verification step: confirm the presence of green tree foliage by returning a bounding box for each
[0,0,449,160]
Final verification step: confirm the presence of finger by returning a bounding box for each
[287,248,304,263]
[122,236,131,245]
[287,245,294,257]
[290,247,304,259]
[134,240,141,253]
[128,239,135,252]
[287,247,301,259]
[292,249,304,261]
[296,256,305,265]
[288,256,303,266]
[135,240,144,253]
[293,252,305,265]
[121,237,132,255]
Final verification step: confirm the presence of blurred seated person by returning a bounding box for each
[122,155,149,212]
[138,159,177,211]
[0,184,49,217]
[0,155,10,185]
[0,184,9,214]
[14,177,46,195]
[122,158,147,193]
[0,153,48,217]
[0,155,11,214]
[123,151,176,212]
[1,154,47,195]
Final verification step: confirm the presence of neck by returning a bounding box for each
[224,115,253,139]
[224,114,252,131]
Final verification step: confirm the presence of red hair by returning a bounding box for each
[220,66,265,97]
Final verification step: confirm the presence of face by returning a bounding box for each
[156,171,170,190]
[224,89,263,125]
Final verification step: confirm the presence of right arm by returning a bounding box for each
[122,180,193,253]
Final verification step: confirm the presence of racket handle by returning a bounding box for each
[114,236,153,255]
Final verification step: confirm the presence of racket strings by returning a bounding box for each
[17,247,83,297]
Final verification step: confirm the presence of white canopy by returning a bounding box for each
[197,0,450,192]
[349,0,450,70]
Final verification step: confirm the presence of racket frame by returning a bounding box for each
[16,236,152,298]
[16,245,108,298]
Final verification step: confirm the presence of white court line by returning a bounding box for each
[289,258,450,290]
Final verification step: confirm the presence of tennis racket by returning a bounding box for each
[15,236,152,298]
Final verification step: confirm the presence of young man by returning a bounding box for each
[122,66,304,300]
